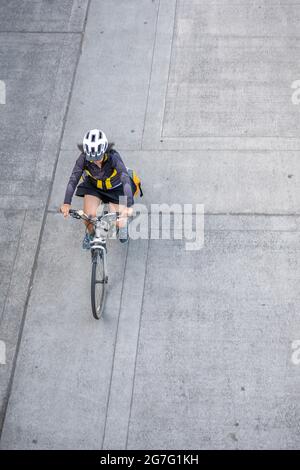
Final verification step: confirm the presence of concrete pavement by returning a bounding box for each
[1,0,300,449]
[0,0,89,433]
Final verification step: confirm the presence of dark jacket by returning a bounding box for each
[63,149,134,207]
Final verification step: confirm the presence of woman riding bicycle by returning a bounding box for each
[60,129,135,248]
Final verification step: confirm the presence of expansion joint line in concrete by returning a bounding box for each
[125,238,151,449]
[141,0,161,150]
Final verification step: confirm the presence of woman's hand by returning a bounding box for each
[60,203,71,218]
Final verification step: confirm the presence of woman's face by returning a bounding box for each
[91,156,104,166]
[95,157,103,166]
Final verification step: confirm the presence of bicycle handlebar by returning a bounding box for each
[68,209,120,223]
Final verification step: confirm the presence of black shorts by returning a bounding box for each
[75,177,136,205]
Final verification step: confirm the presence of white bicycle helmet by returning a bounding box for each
[82,129,108,160]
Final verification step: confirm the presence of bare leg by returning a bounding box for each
[83,194,101,234]
[109,202,127,228]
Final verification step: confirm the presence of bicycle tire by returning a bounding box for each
[91,250,107,319]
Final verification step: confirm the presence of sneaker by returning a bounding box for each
[118,224,129,244]
[82,232,93,250]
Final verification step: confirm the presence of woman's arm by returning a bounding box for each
[111,151,134,207]
[63,153,85,205]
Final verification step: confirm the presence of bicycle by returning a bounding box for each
[69,207,120,319]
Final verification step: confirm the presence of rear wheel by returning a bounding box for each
[91,250,107,319]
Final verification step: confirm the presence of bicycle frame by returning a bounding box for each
[69,207,118,270]
[90,219,109,277]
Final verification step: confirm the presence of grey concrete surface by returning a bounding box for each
[0,1,89,433]
[0,0,88,32]
[1,0,300,450]
[61,0,159,150]
[163,1,300,138]
[142,0,300,151]
[127,221,300,449]
[1,212,128,449]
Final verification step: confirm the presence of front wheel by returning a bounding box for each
[91,250,107,319]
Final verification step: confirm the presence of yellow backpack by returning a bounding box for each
[127,168,143,197]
